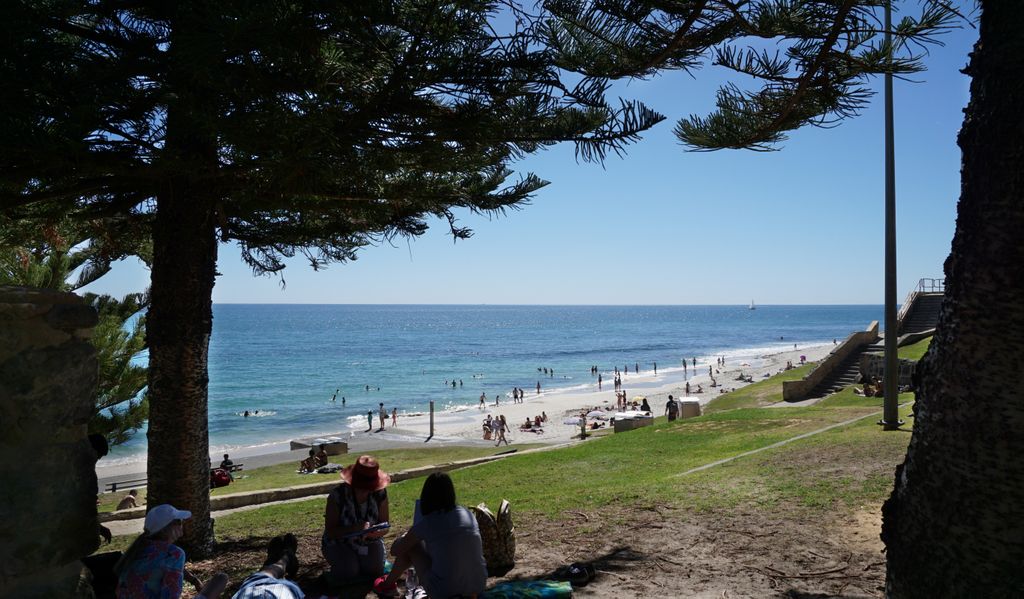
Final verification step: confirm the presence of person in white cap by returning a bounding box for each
[113,503,228,599]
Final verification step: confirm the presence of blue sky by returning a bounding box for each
[84,13,977,305]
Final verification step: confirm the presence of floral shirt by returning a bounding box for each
[116,539,185,599]
[323,483,387,544]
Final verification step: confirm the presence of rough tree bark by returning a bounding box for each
[881,2,1024,596]
[144,3,221,557]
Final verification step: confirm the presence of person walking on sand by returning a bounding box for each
[598,373,602,390]
[479,392,486,409]
[366,410,374,432]
[495,415,510,446]
[391,407,397,427]
[653,361,657,375]
[378,403,387,430]
[536,381,541,395]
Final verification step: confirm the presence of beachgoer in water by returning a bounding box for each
[479,392,486,409]
[322,456,391,583]
[342,396,346,405]
[114,504,228,599]
[598,373,602,390]
[653,361,657,374]
[375,472,487,598]
[332,389,338,402]
[244,410,250,418]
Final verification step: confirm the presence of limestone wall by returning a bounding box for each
[859,353,917,388]
[0,286,99,598]
[782,321,879,401]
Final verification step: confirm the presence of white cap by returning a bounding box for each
[144,504,192,535]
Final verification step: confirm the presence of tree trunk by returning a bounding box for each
[146,191,218,557]
[881,2,1024,596]
[145,3,221,557]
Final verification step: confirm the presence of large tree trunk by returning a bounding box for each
[146,191,218,557]
[145,3,221,557]
[881,2,1024,596]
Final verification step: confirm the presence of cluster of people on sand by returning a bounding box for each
[482,415,511,445]
[519,413,548,433]
[366,403,398,432]
[112,457,487,599]
[509,386,527,403]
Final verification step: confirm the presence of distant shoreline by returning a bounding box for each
[97,342,833,486]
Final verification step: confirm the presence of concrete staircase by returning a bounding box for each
[805,341,884,399]
[899,292,943,335]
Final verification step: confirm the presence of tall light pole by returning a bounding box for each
[880,0,903,430]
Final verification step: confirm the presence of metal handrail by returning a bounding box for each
[916,278,945,293]
[897,278,945,329]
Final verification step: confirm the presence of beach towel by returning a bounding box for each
[481,580,572,598]
[471,500,516,575]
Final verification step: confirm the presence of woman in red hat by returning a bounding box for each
[321,455,391,583]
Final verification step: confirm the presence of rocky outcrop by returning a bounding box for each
[0,286,99,598]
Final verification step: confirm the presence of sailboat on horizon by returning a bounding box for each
[749,299,756,310]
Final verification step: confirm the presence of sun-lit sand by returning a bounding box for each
[96,343,834,483]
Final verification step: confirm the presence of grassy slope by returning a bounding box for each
[703,363,816,413]
[899,336,933,361]
[99,444,543,513]
[198,398,910,547]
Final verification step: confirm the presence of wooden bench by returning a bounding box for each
[105,478,147,493]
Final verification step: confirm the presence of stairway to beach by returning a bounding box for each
[899,292,943,335]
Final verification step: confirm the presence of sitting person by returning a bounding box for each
[219,453,234,471]
[640,398,651,412]
[534,415,542,427]
[322,455,390,583]
[117,489,139,511]
[696,384,703,393]
[114,504,228,599]
[541,411,548,422]
[230,533,302,599]
[315,444,329,468]
[299,449,318,473]
[375,472,487,598]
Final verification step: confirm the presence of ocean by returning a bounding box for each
[105,304,882,466]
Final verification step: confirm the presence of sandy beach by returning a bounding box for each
[96,343,832,487]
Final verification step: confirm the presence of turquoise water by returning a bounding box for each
[106,304,881,465]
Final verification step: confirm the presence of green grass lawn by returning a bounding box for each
[899,335,933,361]
[703,363,816,413]
[101,365,916,574]
[194,399,906,547]
[98,444,543,513]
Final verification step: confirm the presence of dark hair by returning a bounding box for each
[419,472,457,515]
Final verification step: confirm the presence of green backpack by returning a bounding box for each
[471,499,516,576]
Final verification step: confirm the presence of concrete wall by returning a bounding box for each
[100,451,524,523]
[782,321,879,401]
[859,353,917,388]
[0,287,99,598]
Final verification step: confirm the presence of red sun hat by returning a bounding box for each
[341,455,391,491]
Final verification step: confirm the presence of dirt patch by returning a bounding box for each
[184,502,886,599]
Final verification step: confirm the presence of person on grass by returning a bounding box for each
[231,533,303,599]
[114,504,228,599]
[117,489,140,511]
[321,455,391,583]
[375,472,486,598]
